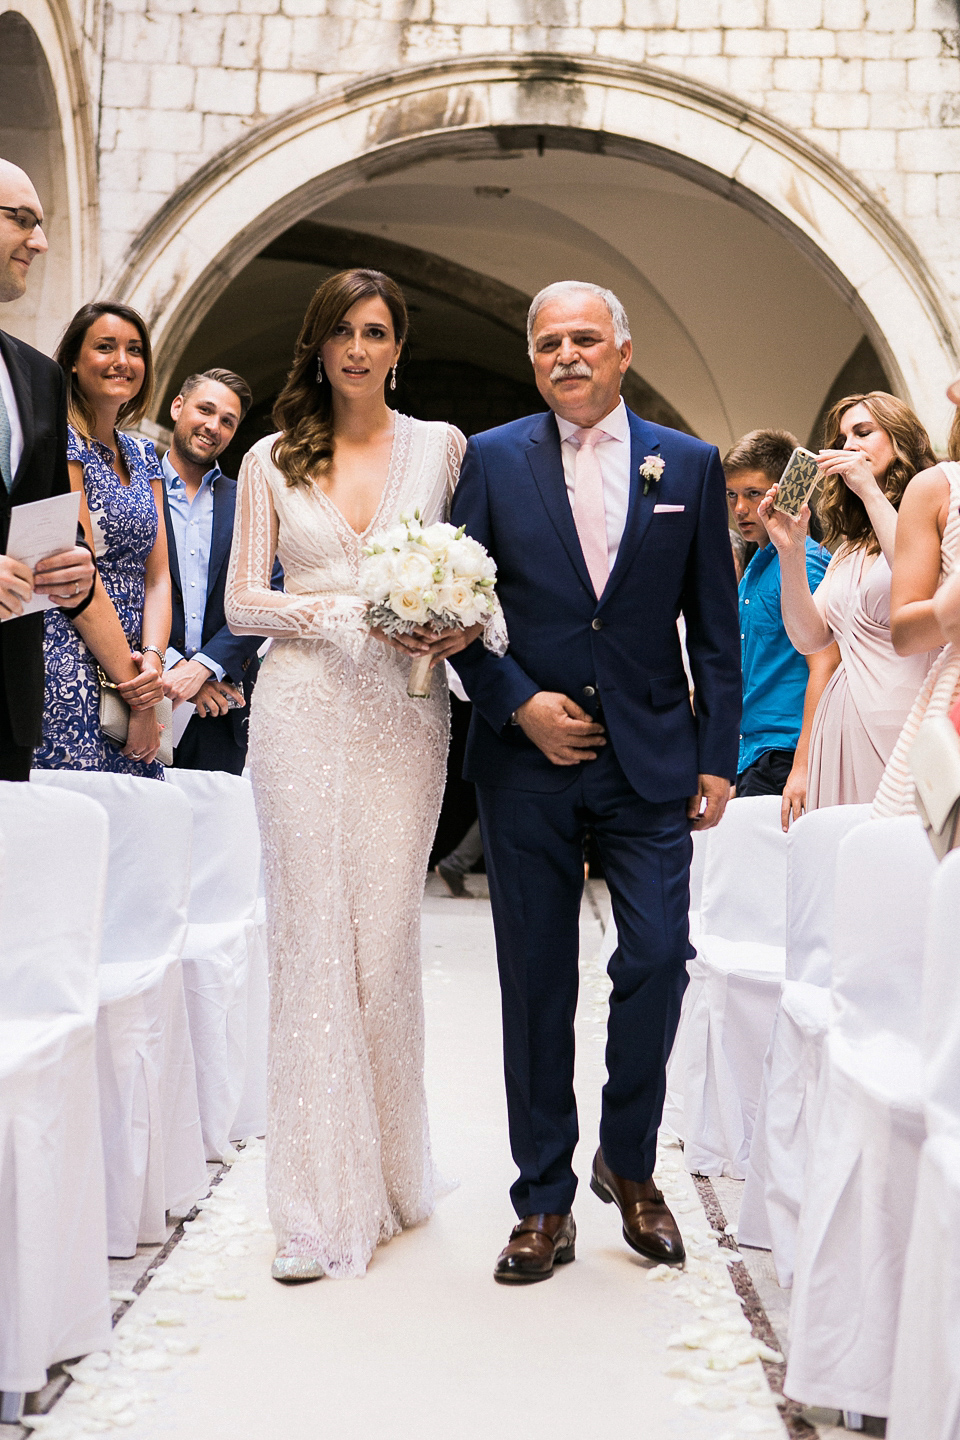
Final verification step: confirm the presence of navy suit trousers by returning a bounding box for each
[477,745,692,1219]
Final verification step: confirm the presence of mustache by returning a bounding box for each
[549,360,592,383]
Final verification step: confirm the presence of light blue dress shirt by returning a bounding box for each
[162,451,226,682]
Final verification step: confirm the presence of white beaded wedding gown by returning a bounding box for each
[226,414,465,1277]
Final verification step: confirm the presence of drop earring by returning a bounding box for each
[390,365,397,392]
[316,356,324,383]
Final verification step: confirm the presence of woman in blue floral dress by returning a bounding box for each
[33,303,171,777]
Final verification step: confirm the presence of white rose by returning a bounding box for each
[421,521,456,555]
[358,552,394,601]
[448,536,495,582]
[379,523,408,552]
[436,581,482,626]
[390,588,429,625]
[397,550,434,589]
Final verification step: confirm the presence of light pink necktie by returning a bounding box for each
[573,427,609,598]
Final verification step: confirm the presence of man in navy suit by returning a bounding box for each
[450,281,741,1283]
[161,369,280,773]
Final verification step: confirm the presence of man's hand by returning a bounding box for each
[781,761,807,832]
[193,679,245,718]
[514,691,606,766]
[163,657,213,704]
[0,555,34,619]
[33,546,95,605]
[688,773,730,831]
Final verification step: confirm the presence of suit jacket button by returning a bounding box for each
[583,685,596,697]
[591,618,603,631]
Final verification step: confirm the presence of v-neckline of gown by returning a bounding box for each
[314,413,408,550]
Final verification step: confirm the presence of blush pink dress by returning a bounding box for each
[806,545,939,810]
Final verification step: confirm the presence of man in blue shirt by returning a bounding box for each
[161,368,280,773]
[726,430,839,823]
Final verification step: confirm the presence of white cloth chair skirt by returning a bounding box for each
[681,796,788,1178]
[165,769,264,1160]
[738,803,873,1274]
[0,782,112,1393]
[888,849,960,1439]
[785,816,937,1418]
[31,771,207,1257]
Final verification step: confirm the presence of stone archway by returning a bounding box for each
[0,1,98,352]
[113,54,960,449]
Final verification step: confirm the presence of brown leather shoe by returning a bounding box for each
[493,1212,576,1284]
[590,1148,685,1264]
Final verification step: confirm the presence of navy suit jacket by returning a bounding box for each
[162,472,282,748]
[449,406,742,801]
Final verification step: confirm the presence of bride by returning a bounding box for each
[226,269,481,1281]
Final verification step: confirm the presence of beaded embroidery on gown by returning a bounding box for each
[225,415,467,1277]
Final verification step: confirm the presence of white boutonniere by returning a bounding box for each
[640,454,666,496]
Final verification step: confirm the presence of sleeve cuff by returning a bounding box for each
[195,652,225,683]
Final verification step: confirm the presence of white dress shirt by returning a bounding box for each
[0,344,25,481]
[555,397,631,571]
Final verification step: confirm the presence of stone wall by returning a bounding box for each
[94,0,960,304]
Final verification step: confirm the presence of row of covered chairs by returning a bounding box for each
[0,770,267,1402]
[600,794,958,1435]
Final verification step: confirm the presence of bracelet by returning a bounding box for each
[141,645,165,665]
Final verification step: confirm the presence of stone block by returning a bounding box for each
[894,29,946,56]
[260,14,293,67]
[339,15,401,68]
[101,60,151,108]
[510,22,550,46]
[532,0,575,23]
[690,28,722,55]
[289,15,341,67]
[120,11,180,63]
[915,0,956,23]
[727,54,772,91]
[871,90,933,127]
[899,126,960,170]
[864,0,913,29]
[595,26,647,59]
[460,22,512,49]
[201,111,253,153]
[763,87,815,127]
[646,26,692,53]
[937,171,960,217]
[148,62,197,109]
[138,147,177,191]
[772,55,820,89]
[820,55,863,89]
[433,0,480,22]
[240,0,281,14]
[486,0,527,25]
[147,0,193,14]
[903,170,936,215]
[863,56,907,89]
[940,92,960,125]
[717,0,764,25]
[579,0,624,28]
[547,25,597,49]
[676,0,719,25]
[195,65,258,113]
[257,68,316,112]
[838,125,896,168]
[822,0,864,23]
[98,149,142,193]
[814,91,870,127]
[787,28,837,56]
[836,28,891,56]
[222,13,262,67]
[724,27,785,55]
[907,56,960,90]
[194,0,236,13]
[768,0,821,25]
[804,124,840,155]
[400,21,458,59]
[179,15,224,66]
[676,54,730,88]
[623,0,676,24]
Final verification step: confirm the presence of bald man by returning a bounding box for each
[0,158,95,778]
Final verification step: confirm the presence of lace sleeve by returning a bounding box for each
[225,449,370,661]
[442,427,508,658]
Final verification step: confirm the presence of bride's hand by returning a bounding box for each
[424,623,484,668]
[370,626,432,657]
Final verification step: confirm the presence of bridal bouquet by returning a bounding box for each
[359,512,501,699]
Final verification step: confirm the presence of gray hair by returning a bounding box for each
[527,281,631,359]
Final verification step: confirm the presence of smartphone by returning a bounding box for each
[773,446,823,518]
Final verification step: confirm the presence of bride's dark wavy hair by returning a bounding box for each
[271,269,408,488]
[815,391,936,555]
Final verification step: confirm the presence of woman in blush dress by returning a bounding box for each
[33,302,172,776]
[759,392,939,809]
[874,372,960,815]
[225,269,494,1283]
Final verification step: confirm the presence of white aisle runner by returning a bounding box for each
[32,888,785,1440]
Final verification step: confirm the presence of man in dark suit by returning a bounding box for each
[0,158,95,780]
[450,281,741,1283]
[160,367,280,773]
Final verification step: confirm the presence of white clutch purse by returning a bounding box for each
[909,714,960,860]
[98,670,174,769]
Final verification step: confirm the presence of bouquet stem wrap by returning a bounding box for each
[408,654,433,699]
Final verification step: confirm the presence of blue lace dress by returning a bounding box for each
[33,427,165,779]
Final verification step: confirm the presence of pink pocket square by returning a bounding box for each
[653,504,685,513]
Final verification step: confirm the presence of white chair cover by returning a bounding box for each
[785,815,936,1418]
[681,796,788,1177]
[31,772,207,1257]
[0,783,111,1393]
[165,770,263,1160]
[888,849,960,1439]
[738,803,872,1270]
